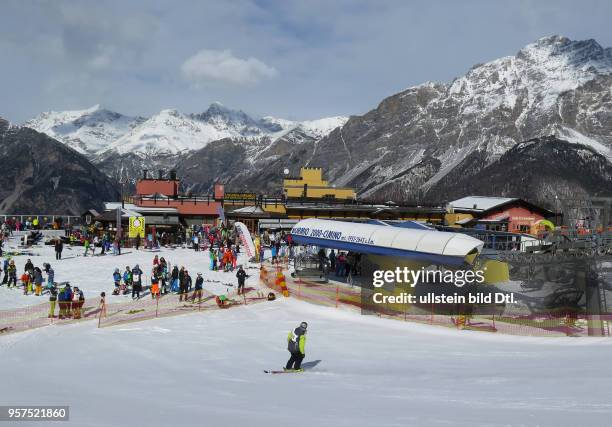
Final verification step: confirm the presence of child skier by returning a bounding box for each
[21,271,31,295]
[43,263,55,290]
[131,265,143,299]
[48,285,57,318]
[150,267,160,299]
[33,267,43,296]
[123,266,132,292]
[113,268,122,295]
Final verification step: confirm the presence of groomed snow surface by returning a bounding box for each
[1,243,612,426]
[0,242,259,309]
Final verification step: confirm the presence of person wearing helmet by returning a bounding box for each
[285,322,308,372]
[131,264,143,299]
[43,263,55,290]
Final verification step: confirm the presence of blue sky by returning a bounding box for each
[1,0,611,122]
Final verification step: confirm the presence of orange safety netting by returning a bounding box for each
[259,263,611,337]
[0,286,266,335]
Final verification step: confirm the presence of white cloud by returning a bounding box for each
[181,49,278,86]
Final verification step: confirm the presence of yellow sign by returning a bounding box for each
[129,216,145,238]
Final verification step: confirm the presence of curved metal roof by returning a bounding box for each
[290,218,484,266]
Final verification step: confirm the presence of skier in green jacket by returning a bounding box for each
[285,322,307,371]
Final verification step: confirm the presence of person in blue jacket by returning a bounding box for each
[58,284,73,319]
[113,268,121,294]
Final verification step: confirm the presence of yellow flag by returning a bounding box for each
[129,216,145,238]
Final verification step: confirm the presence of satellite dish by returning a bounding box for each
[283,168,290,175]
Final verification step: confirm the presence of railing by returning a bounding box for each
[0,215,81,226]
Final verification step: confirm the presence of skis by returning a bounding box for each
[264,369,304,374]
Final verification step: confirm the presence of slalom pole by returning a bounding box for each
[156,293,159,318]
[97,302,104,328]
[336,285,339,309]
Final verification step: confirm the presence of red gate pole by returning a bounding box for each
[336,285,339,309]
[97,300,105,328]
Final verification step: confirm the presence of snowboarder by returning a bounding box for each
[236,266,249,295]
[54,239,63,260]
[285,322,308,372]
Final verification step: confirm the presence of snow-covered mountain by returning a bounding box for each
[25,102,348,184]
[21,36,612,205]
[24,105,145,156]
[301,35,612,204]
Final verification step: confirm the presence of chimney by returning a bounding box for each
[158,170,163,180]
[143,169,148,179]
[170,170,177,181]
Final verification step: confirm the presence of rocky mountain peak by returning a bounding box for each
[517,35,612,72]
[192,102,254,126]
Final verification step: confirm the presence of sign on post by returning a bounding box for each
[129,216,145,238]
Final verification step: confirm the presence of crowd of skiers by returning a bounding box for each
[0,256,85,319]
[49,283,85,319]
[109,254,251,303]
[0,257,55,295]
[318,248,362,278]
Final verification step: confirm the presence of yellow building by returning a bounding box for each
[283,167,356,200]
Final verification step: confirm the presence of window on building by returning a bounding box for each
[518,224,530,233]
